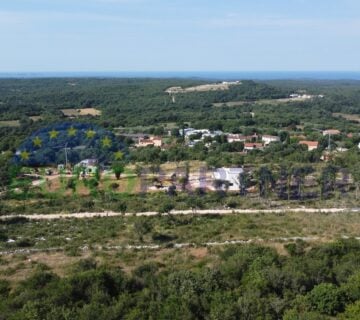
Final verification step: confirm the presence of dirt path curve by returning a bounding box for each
[1,208,359,221]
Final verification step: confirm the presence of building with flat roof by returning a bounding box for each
[213,167,244,191]
[262,135,280,145]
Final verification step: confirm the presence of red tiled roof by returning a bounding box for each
[244,143,263,148]
[299,140,319,147]
[323,129,340,135]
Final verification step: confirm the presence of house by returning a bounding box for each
[181,128,210,137]
[244,142,263,151]
[179,128,195,136]
[299,140,319,151]
[262,135,280,145]
[246,133,259,141]
[213,167,244,191]
[290,93,300,98]
[136,136,162,147]
[323,129,341,136]
[202,130,223,139]
[82,166,98,177]
[75,159,99,177]
[78,159,98,166]
[227,134,247,143]
[227,133,258,143]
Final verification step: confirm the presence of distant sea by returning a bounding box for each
[1,71,360,80]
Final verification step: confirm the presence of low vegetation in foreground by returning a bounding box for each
[1,239,360,319]
[0,212,360,318]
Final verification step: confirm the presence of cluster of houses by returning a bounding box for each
[130,127,359,158]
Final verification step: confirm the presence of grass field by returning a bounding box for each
[0,120,20,127]
[0,116,42,127]
[333,112,360,123]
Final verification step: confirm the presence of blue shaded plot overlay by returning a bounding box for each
[14,123,124,167]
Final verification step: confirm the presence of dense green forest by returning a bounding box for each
[0,78,359,132]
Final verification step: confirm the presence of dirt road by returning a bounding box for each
[1,207,359,221]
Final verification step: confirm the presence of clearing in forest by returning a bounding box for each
[61,108,101,117]
[165,81,241,94]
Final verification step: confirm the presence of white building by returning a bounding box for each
[213,167,244,191]
[227,134,247,143]
[262,135,280,145]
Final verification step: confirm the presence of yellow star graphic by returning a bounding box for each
[85,129,96,139]
[20,150,30,161]
[114,151,123,160]
[68,126,77,137]
[49,129,59,139]
[101,136,112,148]
[33,136,42,148]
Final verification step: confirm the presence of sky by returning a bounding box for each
[0,0,360,72]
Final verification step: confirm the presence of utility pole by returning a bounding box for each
[64,143,69,168]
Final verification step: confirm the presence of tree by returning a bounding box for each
[349,165,360,200]
[0,152,14,191]
[149,162,160,175]
[213,179,225,191]
[112,161,125,180]
[279,131,290,144]
[319,165,338,199]
[257,166,275,198]
[134,218,153,241]
[277,165,289,200]
[179,176,189,192]
[167,185,177,196]
[292,166,314,200]
[306,283,346,316]
[158,202,175,214]
[171,128,180,137]
[134,164,143,177]
[94,166,100,181]
[238,171,248,196]
[342,300,360,320]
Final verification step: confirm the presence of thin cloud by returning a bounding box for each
[201,14,360,34]
[0,9,161,26]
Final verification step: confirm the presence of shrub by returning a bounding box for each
[307,283,346,315]
[110,182,119,190]
[16,238,34,248]
[0,280,10,297]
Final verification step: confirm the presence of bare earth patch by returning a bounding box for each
[61,108,101,117]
